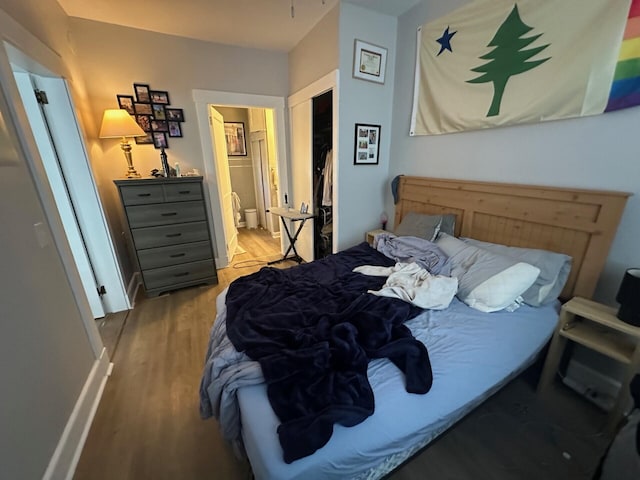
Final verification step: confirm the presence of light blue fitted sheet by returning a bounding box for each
[238,298,558,480]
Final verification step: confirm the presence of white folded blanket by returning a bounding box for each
[353,262,458,310]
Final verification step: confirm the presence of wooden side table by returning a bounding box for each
[365,229,387,246]
[538,296,640,433]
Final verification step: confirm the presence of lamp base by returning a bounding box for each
[125,169,141,178]
[617,304,640,327]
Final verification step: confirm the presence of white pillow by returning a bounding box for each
[436,234,540,313]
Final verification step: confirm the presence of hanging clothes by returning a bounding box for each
[322,149,333,207]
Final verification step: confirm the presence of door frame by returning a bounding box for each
[288,70,340,254]
[193,89,289,268]
[0,22,106,356]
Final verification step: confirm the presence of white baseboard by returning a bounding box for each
[126,272,141,309]
[563,358,621,411]
[43,348,110,480]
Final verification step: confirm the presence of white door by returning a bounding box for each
[13,72,106,318]
[288,100,314,262]
[209,106,237,262]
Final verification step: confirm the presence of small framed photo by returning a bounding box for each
[133,83,151,103]
[168,121,182,137]
[135,132,153,145]
[134,103,152,115]
[150,90,170,105]
[152,104,166,120]
[151,119,168,132]
[224,122,247,156]
[353,39,387,84]
[153,132,168,149]
[117,95,135,115]
[354,123,381,165]
[135,114,152,132]
[165,108,184,122]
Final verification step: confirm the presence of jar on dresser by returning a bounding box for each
[114,176,218,297]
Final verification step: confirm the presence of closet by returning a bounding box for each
[312,91,333,259]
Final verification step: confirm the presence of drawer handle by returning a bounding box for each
[179,190,191,194]
[174,272,190,277]
[169,253,186,258]
[161,212,178,217]
[166,233,182,238]
[137,193,152,197]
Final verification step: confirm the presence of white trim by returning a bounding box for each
[42,348,110,480]
[192,89,289,268]
[126,271,141,309]
[287,70,340,253]
[409,26,422,137]
[288,70,337,108]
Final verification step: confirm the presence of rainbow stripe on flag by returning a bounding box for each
[607,0,640,111]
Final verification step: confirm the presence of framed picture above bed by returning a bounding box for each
[354,123,380,165]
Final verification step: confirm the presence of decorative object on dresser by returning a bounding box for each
[114,177,217,297]
[617,268,640,326]
[99,109,146,178]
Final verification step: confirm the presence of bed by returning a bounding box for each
[201,176,629,480]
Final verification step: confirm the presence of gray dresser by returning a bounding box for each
[114,177,217,297]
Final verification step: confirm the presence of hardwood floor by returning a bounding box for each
[76,229,609,480]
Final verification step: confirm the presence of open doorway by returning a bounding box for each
[193,89,289,269]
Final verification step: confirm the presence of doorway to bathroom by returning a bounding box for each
[212,104,282,263]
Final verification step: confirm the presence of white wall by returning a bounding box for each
[389,0,640,305]
[0,4,99,478]
[336,3,398,249]
[289,4,339,94]
[69,18,289,284]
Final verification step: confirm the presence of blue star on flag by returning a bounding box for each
[436,26,457,56]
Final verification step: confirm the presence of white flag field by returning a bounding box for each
[410,0,632,135]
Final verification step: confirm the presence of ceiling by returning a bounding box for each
[55,0,421,52]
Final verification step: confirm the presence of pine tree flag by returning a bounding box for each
[410,0,635,135]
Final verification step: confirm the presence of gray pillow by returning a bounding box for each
[436,233,540,313]
[395,212,456,241]
[461,237,572,307]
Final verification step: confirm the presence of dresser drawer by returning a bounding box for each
[142,260,216,290]
[126,201,206,228]
[137,241,212,270]
[120,184,164,205]
[164,182,202,202]
[131,221,210,249]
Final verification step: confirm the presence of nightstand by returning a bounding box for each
[365,229,387,246]
[538,296,640,432]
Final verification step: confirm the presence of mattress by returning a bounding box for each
[237,298,558,480]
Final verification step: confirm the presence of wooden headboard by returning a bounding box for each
[395,176,630,300]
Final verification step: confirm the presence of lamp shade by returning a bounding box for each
[616,268,640,327]
[99,109,145,138]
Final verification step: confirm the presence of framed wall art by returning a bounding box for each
[353,39,387,84]
[133,83,151,103]
[117,95,134,115]
[354,123,381,165]
[224,122,247,156]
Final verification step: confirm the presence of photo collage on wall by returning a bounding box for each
[353,123,381,165]
[117,84,185,149]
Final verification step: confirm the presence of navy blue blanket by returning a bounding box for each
[225,242,433,463]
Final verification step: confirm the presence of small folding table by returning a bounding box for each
[267,207,314,265]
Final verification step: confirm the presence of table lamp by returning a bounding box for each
[616,268,640,327]
[99,109,146,178]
